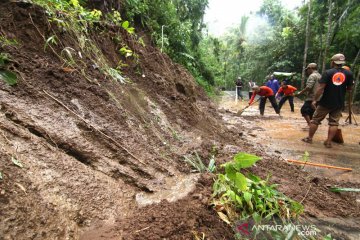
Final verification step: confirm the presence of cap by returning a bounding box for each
[331,53,346,64]
[305,63,317,70]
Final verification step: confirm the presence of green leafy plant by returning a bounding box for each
[121,21,135,34]
[106,10,122,25]
[0,35,18,47]
[212,152,303,224]
[119,46,133,58]
[44,35,58,51]
[323,234,334,240]
[183,151,216,173]
[11,156,23,168]
[300,151,310,170]
[105,67,125,83]
[0,53,17,86]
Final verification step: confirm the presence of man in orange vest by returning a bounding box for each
[249,85,280,116]
[275,82,297,112]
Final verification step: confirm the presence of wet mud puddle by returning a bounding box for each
[136,174,200,206]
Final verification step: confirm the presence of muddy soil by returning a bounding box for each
[219,92,360,239]
[0,2,359,240]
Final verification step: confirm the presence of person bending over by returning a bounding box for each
[249,85,280,116]
[275,83,297,112]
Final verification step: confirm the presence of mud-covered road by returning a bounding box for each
[219,91,360,239]
[220,91,360,183]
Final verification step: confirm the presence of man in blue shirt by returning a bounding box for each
[266,74,280,96]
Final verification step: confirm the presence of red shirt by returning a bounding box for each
[249,86,274,105]
[277,85,297,96]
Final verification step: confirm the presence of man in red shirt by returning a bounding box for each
[249,86,280,116]
[275,83,297,112]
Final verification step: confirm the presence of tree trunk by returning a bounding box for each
[352,49,360,103]
[301,0,312,89]
[351,48,360,69]
[322,0,333,74]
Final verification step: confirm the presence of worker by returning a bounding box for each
[248,80,256,99]
[249,85,280,116]
[275,82,297,112]
[296,63,321,128]
[235,77,243,100]
[266,74,280,95]
[302,53,353,148]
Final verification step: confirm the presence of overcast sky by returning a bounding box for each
[204,0,304,36]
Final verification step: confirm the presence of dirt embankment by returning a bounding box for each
[0,2,358,240]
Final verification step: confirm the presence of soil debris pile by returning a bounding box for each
[0,2,359,240]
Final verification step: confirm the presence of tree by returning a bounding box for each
[301,0,312,89]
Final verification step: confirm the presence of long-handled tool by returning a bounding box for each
[287,159,352,171]
[237,97,260,115]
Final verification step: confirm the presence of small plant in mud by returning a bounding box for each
[33,0,140,84]
[212,152,303,227]
[183,151,216,173]
[44,35,58,51]
[300,151,310,170]
[0,52,17,86]
[0,35,19,47]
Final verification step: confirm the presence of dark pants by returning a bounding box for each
[236,87,243,99]
[248,92,253,99]
[301,101,315,118]
[278,96,294,112]
[259,96,279,115]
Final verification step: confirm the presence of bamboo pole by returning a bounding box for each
[287,159,352,171]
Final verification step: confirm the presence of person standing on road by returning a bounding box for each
[248,80,256,99]
[235,77,243,100]
[275,83,297,112]
[249,85,280,116]
[266,74,280,96]
[302,54,353,148]
[296,63,321,128]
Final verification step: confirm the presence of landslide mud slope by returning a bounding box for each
[0,2,359,240]
[0,2,234,239]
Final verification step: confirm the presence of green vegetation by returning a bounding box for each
[199,0,360,100]
[183,151,216,173]
[0,35,19,47]
[122,0,215,95]
[32,0,140,84]
[11,156,23,168]
[23,1,359,99]
[0,53,17,86]
[212,152,303,223]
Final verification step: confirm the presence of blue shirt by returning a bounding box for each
[266,79,280,94]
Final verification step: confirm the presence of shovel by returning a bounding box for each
[237,98,260,115]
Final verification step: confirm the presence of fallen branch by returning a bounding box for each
[43,90,147,166]
[287,159,352,171]
[300,184,311,204]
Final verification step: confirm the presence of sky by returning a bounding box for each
[204,0,304,36]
